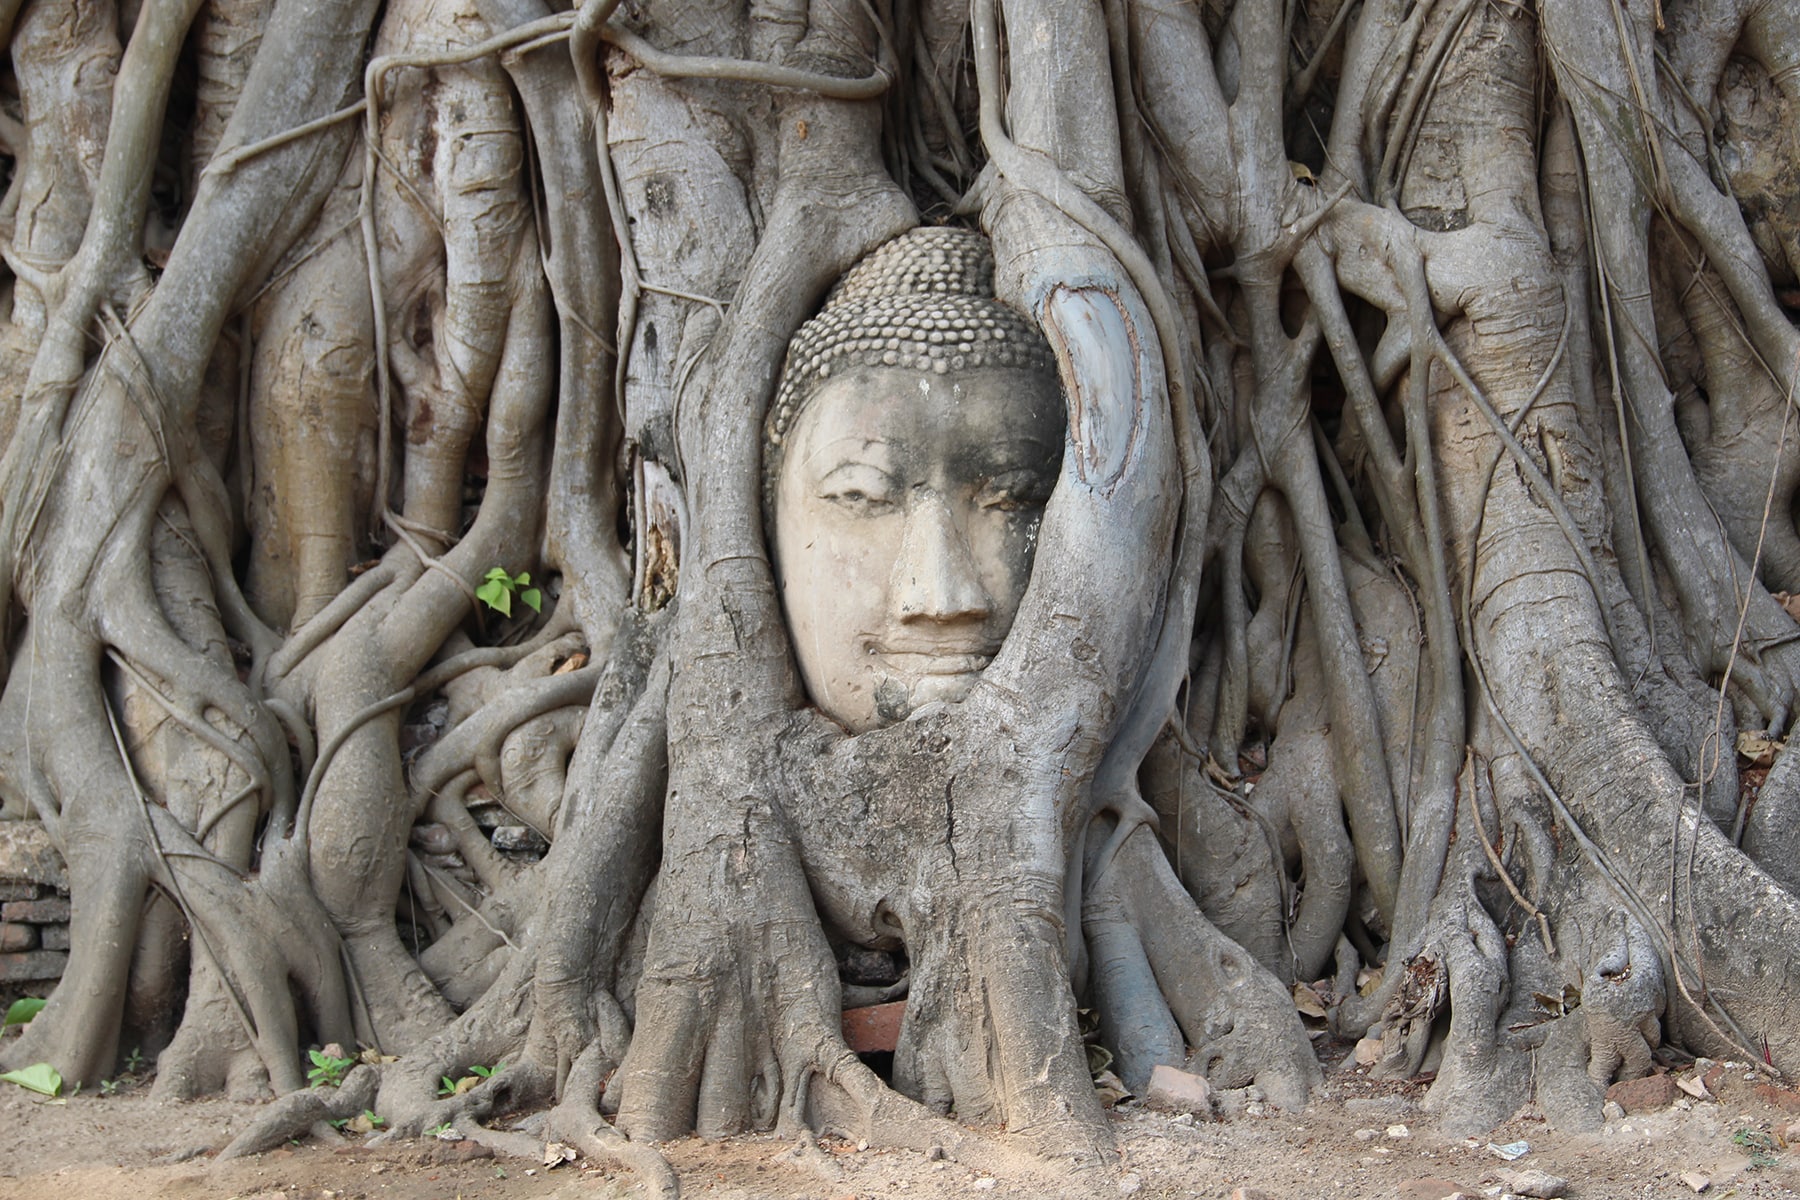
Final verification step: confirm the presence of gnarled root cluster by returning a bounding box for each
[4,0,1800,1187]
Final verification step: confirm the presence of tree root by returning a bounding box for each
[218,1064,380,1159]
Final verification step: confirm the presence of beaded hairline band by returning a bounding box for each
[765,226,1059,453]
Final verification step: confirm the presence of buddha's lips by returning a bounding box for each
[876,646,999,675]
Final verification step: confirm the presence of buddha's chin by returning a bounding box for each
[905,671,980,709]
[863,669,983,728]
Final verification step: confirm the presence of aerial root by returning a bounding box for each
[218,1064,380,1159]
[799,1045,1040,1180]
[1101,825,1321,1110]
[546,1040,679,1198]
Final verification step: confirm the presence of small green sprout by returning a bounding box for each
[476,568,541,618]
[307,1048,355,1088]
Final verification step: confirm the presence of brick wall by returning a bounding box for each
[0,822,69,1009]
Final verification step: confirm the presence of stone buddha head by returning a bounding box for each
[766,228,1066,733]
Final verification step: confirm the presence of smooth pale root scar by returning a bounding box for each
[1042,284,1144,493]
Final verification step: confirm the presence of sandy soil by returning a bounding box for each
[3,1048,1798,1200]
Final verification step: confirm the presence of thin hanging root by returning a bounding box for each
[1465,624,1763,1062]
[1463,755,1556,955]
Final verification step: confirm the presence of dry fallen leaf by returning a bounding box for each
[1737,730,1782,767]
[1292,982,1328,1019]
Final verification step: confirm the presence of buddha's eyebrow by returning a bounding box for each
[796,436,894,473]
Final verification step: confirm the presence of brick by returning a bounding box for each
[1,897,70,923]
[37,923,67,951]
[0,882,39,901]
[0,822,66,890]
[0,949,67,982]
[1606,1072,1678,1114]
[841,1001,905,1053]
[1754,1083,1800,1112]
[0,923,34,952]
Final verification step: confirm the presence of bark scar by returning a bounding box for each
[1041,284,1144,494]
[944,776,959,878]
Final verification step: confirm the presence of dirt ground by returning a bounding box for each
[3,1046,1799,1200]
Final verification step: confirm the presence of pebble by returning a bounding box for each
[1117,1173,1142,1194]
[972,1177,996,1190]
[1680,1172,1711,1193]
[1143,1064,1212,1114]
[1496,1167,1569,1198]
[1354,1128,1380,1142]
[1602,1101,1626,1121]
[1387,1124,1411,1139]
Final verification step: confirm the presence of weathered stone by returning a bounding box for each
[0,949,68,982]
[38,923,68,951]
[0,922,36,952]
[1605,1072,1677,1114]
[1497,1167,1570,1198]
[1228,1189,1275,1200]
[0,822,65,889]
[1143,1064,1213,1113]
[1680,1172,1711,1194]
[841,1001,905,1053]
[490,825,548,855]
[0,881,39,901]
[419,1139,495,1164]
[1676,1074,1710,1099]
[1,896,70,923]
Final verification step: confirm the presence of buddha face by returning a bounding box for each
[772,364,1065,732]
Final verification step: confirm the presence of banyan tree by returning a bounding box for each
[1,0,1799,1183]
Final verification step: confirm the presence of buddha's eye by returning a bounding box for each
[817,463,897,511]
[824,487,895,510]
[977,470,1053,513]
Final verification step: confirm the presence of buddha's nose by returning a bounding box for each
[892,493,993,623]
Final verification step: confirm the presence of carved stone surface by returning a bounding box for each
[768,230,1064,732]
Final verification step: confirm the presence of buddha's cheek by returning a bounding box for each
[779,514,896,728]
[969,513,1040,628]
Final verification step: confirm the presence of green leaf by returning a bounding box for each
[1,1063,62,1096]
[512,573,530,587]
[475,579,512,616]
[3,997,46,1026]
[519,588,542,614]
[484,567,512,583]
